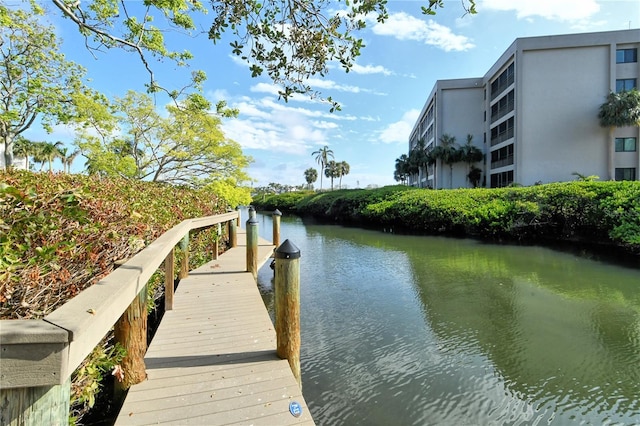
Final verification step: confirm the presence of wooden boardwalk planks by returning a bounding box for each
[115,230,314,425]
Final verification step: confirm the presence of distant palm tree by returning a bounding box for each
[338,161,350,189]
[59,147,81,173]
[304,167,318,190]
[32,141,63,171]
[459,134,483,187]
[409,138,430,187]
[598,89,640,180]
[324,160,340,190]
[394,154,411,185]
[430,134,461,188]
[13,136,34,170]
[311,145,334,190]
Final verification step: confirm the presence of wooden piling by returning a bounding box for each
[246,215,259,278]
[229,218,237,248]
[113,285,148,394]
[272,209,282,247]
[274,239,301,388]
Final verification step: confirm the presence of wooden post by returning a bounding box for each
[274,239,301,388]
[114,285,148,395]
[0,377,71,426]
[272,209,282,247]
[236,206,241,226]
[229,218,237,248]
[179,233,189,279]
[246,215,259,278]
[164,248,175,311]
[214,223,221,260]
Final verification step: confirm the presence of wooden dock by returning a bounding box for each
[115,230,314,425]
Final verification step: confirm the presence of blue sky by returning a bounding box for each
[23,0,640,189]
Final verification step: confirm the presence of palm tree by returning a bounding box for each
[338,161,350,189]
[59,147,81,173]
[598,89,640,180]
[430,134,461,188]
[394,154,411,185]
[311,145,334,190]
[304,167,318,190]
[12,136,34,170]
[33,141,63,171]
[459,134,483,187]
[409,138,430,187]
[324,160,340,190]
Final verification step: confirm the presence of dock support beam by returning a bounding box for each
[274,239,301,388]
[246,211,259,278]
[272,209,282,247]
[114,285,148,394]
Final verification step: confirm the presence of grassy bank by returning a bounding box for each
[252,182,640,256]
[1,170,229,422]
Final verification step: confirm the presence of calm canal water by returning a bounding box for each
[253,211,640,425]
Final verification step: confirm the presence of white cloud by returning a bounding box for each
[221,95,340,155]
[480,0,600,21]
[370,12,475,52]
[378,109,420,144]
[350,63,393,76]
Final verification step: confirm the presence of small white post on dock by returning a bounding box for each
[246,211,259,278]
[274,239,301,388]
[272,209,282,247]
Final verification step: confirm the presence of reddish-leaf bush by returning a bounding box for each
[1,170,227,319]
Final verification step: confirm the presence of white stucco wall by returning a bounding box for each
[518,45,610,184]
[438,83,485,188]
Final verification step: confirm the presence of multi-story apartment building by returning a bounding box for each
[407,29,640,188]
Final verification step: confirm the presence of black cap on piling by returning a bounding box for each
[274,239,300,259]
[247,216,259,225]
[273,209,282,216]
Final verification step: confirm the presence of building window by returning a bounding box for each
[616,48,638,63]
[490,143,514,169]
[491,170,514,188]
[490,117,514,146]
[491,90,515,122]
[616,78,637,92]
[615,168,636,181]
[490,63,515,100]
[615,137,637,152]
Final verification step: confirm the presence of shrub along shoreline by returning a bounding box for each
[252,182,640,257]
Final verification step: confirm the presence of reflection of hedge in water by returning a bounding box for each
[403,242,640,420]
[253,182,640,255]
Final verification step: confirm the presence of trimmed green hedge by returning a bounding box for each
[253,182,640,255]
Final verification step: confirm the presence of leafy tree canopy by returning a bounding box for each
[74,90,252,186]
[0,4,99,168]
[50,0,476,110]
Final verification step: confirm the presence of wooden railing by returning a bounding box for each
[0,211,239,425]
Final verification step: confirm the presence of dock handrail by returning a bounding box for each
[0,211,239,423]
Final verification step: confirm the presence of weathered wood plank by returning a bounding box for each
[116,230,314,425]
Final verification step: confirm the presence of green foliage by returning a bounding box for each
[253,182,640,255]
[0,170,227,319]
[253,191,314,212]
[70,342,126,417]
[205,179,252,208]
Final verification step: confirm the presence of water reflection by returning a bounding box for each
[254,211,640,425]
